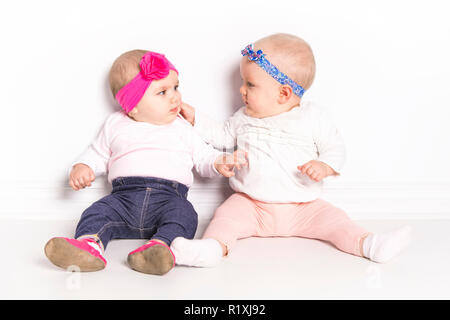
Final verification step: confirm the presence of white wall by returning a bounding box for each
[1,0,449,224]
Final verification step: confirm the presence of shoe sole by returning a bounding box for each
[44,238,105,272]
[127,244,174,275]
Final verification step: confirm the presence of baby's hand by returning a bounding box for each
[297,160,336,182]
[179,102,195,126]
[214,150,248,178]
[69,163,96,190]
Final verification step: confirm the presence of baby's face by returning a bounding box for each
[239,56,281,118]
[132,70,181,125]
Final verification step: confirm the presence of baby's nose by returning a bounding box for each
[239,85,246,96]
[171,92,181,104]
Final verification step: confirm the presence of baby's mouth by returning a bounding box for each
[241,95,248,105]
[169,106,179,113]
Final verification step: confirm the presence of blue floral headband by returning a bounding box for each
[241,44,305,98]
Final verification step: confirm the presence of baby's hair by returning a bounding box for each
[254,33,316,91]
[109,49,148,98]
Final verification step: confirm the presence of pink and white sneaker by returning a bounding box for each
[44,237,106,272]
[127,240,175,275]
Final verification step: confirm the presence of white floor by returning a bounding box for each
[1,218,449,300]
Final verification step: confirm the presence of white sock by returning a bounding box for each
[170,237,223,267]
[362,225,412,263]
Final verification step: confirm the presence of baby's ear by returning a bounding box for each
[128,108,138,118]
[278,85,293,104]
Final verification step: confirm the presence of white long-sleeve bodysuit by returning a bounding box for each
[194,100,346,203]
[72,112,221,186]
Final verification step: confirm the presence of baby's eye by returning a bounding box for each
[174,85,179,91]
[158,90,166,95]
[246,81,254,87]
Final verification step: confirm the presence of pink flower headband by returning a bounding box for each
[115,51,178,113]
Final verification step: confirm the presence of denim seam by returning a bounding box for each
[96,222,156,239]
[139,188,152,238]
[125,225,156,231]
[128,225,157,236]
[97,221,128,239]
[173,184,181,198]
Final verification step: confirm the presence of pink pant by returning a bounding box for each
[203,193,369,257]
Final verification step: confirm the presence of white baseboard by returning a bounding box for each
[1,179,449,221]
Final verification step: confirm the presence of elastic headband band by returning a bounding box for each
[241,44,305,98]
[115,51,178,113]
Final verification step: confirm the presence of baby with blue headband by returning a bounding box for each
[171,33,412,266]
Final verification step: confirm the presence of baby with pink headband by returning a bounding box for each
[44,49,246,275]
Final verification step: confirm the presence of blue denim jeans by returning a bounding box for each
[74,176,198,249]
